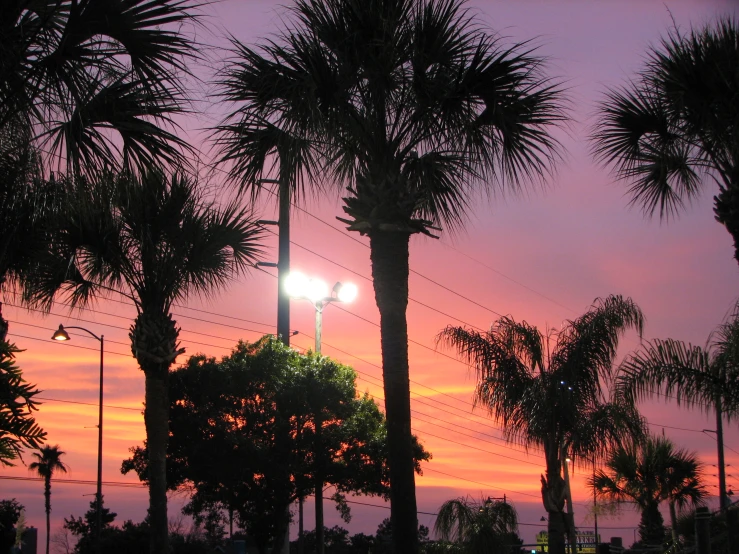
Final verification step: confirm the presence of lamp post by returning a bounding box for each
[284,271,358,354]
[52,324,104,554]
[285,272,357,554]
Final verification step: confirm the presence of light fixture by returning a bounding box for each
[285,271,358,354]
[284,271,310,298]
[335,282,358,303]
[52,324,70,341]
[305,278,329,303]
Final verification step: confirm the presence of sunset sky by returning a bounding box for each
[3,0,739,550]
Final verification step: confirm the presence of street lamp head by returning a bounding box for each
[284,271,310,299]
[335,282,357,303]
[306,278,329,303]
[52,324,70,341]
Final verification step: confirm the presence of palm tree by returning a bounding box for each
[437,295,646,554]
[29,445,68,554]
[215,2,565,550]
[1,0,198,337]
[0,0,198,176]
[616,308,739,524]
[434,496,518,554]
[24,170,265,553]
[663,447,706,548]
[591,17,739,265]
[589,435,705,548]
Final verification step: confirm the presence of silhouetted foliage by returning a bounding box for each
[589,435,705,547]
[29,169,265,554]
[0,0,199,176]
[0,341,45,465]
[0,499,23,553]
[438,296,646,554]
[592,17,739,265]
[434,496,520,554]
[216,1,566,550]
[122,337,429,554]
[64,499,217,554]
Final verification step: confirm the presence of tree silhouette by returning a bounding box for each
[216,2,565,549]
[25,171,265,553]
[438,295,646,554]
[592,17,739,265]
[30,445,68,554]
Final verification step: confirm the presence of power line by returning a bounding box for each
[0,475,144,488]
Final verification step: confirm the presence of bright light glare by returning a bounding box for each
[284,272,309,298]
[306,279,329,303]
[336,282,358,303]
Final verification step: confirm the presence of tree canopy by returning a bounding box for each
[123,337,430,554]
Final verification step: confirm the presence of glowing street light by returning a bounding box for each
[285,272,357,353]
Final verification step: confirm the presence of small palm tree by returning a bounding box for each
[29,445,68,554]
[589,435,705,548]
[434,496,518,554]
[216,2,566,550]
[438,295,646,554]
[25,170,265,553]
[591,17,739,265]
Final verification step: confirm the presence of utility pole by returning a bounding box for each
[258,170,292,554]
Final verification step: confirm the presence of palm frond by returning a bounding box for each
[591,17,739,220]
[617,339,715,411]
[1,0,198,176]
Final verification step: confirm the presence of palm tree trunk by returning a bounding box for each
[668,501,678,547]
[541,456,567,554]
[45,478,51,554]
[144,373,169,554]
[369,230,418,554]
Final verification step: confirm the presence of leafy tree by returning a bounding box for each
[434,496,519,554]
[0,341,45,465]
[591,17,739,265]
[0,499,23,553]
[63,497,118,554]
[373,518,431,554]
[589,435,705,547]
[0,0,198,176]
[291,526,351,554]
[123,337,429,554]
[26,170,265,553]
[215,1,565,550]
[64,502,215,554]
[437,295,646,554]
[29,445,68,554]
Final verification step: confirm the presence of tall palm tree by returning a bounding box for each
[24,170,265,553]
[591,17,739,265]
[0,0,198,176]
[434,496,518,554]
[589,435,705,548]
[214,2,565,550]
[29,445,68,554]
[438,295,646,554]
